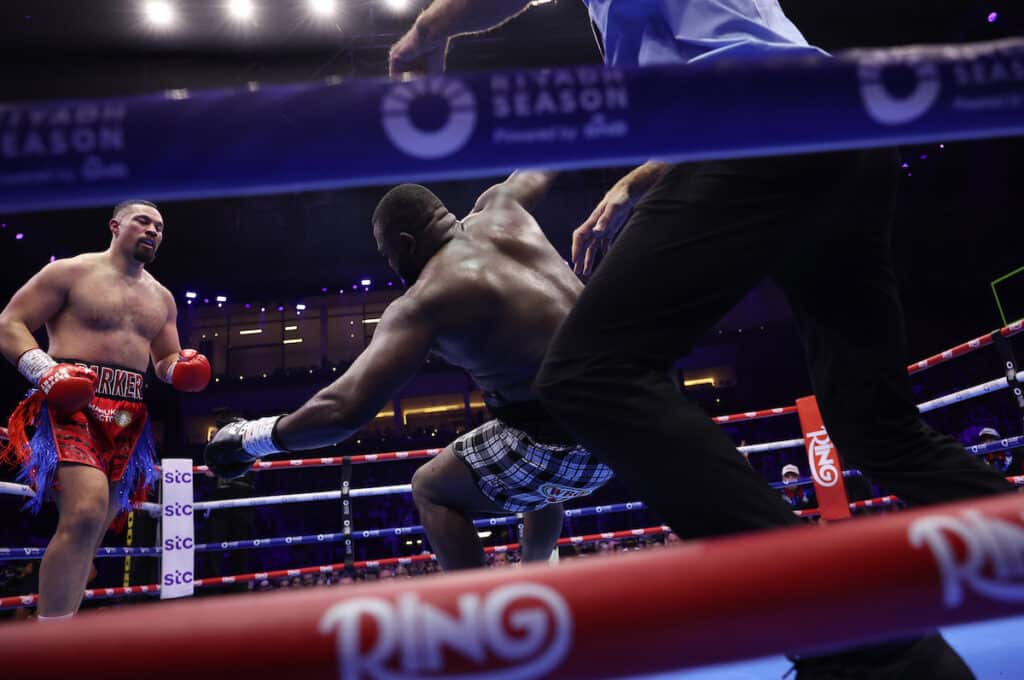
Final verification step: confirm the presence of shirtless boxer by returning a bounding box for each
[205,171,612,570]
[0,200,210,619]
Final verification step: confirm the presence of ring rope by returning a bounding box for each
[3,494,1024,676]
[0,500,652,561]
[2,387,1020,511]
[0,525,672,610]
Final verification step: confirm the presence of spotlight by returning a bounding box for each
[227,0,254,21]
[185,291,198,299]
[360,278,371,287]
[308,0,336,17]
[143,0,176,28]
[382,0,411,13]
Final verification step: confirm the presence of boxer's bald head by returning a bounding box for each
[373,184,440,237]
[373,184,455,286]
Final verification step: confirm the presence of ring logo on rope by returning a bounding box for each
[806,428,840,488]
[909,510,1024,608]
[381,77,477,159]
[858,62,942,125]
[319,582,572,680]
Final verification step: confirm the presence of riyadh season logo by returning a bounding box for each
[381,77,477,159]
[858,62,941,125]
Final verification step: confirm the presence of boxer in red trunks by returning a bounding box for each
[0,200,210,620]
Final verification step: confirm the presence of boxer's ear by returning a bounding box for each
[398,232,417,256]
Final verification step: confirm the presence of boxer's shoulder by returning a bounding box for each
[38,253,94,279]
[411,257,496,319]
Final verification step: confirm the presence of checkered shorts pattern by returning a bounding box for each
[452,418,614,512]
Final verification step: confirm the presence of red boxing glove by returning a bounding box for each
[168,350,211,392]
[39,364,97,413]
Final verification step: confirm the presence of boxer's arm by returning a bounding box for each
[0,261,73,366]
[151,289,211,391]
[274,296,436,450]
[415,0,532,42]
[389,0,533,75]
[472,170,559,214]
[151,288,184,379]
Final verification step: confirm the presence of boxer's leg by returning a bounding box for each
[37,464,110,617]
[520,502,564,563]
[411,447,509,571]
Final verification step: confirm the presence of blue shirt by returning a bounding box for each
[584,0,828,67]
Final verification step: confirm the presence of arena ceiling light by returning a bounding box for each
[308,0,337,18]
[143,0,176,28]
[382,0,412,14]
[227,0,255,22]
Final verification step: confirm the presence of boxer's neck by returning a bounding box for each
[105,247,147,277]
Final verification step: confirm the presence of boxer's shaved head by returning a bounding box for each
[372,184,453,286]
[372,184,442,239]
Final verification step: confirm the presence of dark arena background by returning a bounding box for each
[0,1,1023,677]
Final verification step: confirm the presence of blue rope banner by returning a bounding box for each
[1,38,1022,213]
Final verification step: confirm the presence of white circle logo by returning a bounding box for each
[858,62,941,126]
[382,77,477,159]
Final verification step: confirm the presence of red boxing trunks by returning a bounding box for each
[1,360,158,527]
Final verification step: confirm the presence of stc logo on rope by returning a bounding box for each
[163,470,192,485]
[319,582,573,680]
[163,535,194,552]
[163,501,193,517]
[858,62,941,125]
[163,570,194,587]
[910,510,1024,609]
[805,428,840,488]
[382,77,477,160]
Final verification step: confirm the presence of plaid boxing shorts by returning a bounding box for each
[452,418,614,512]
